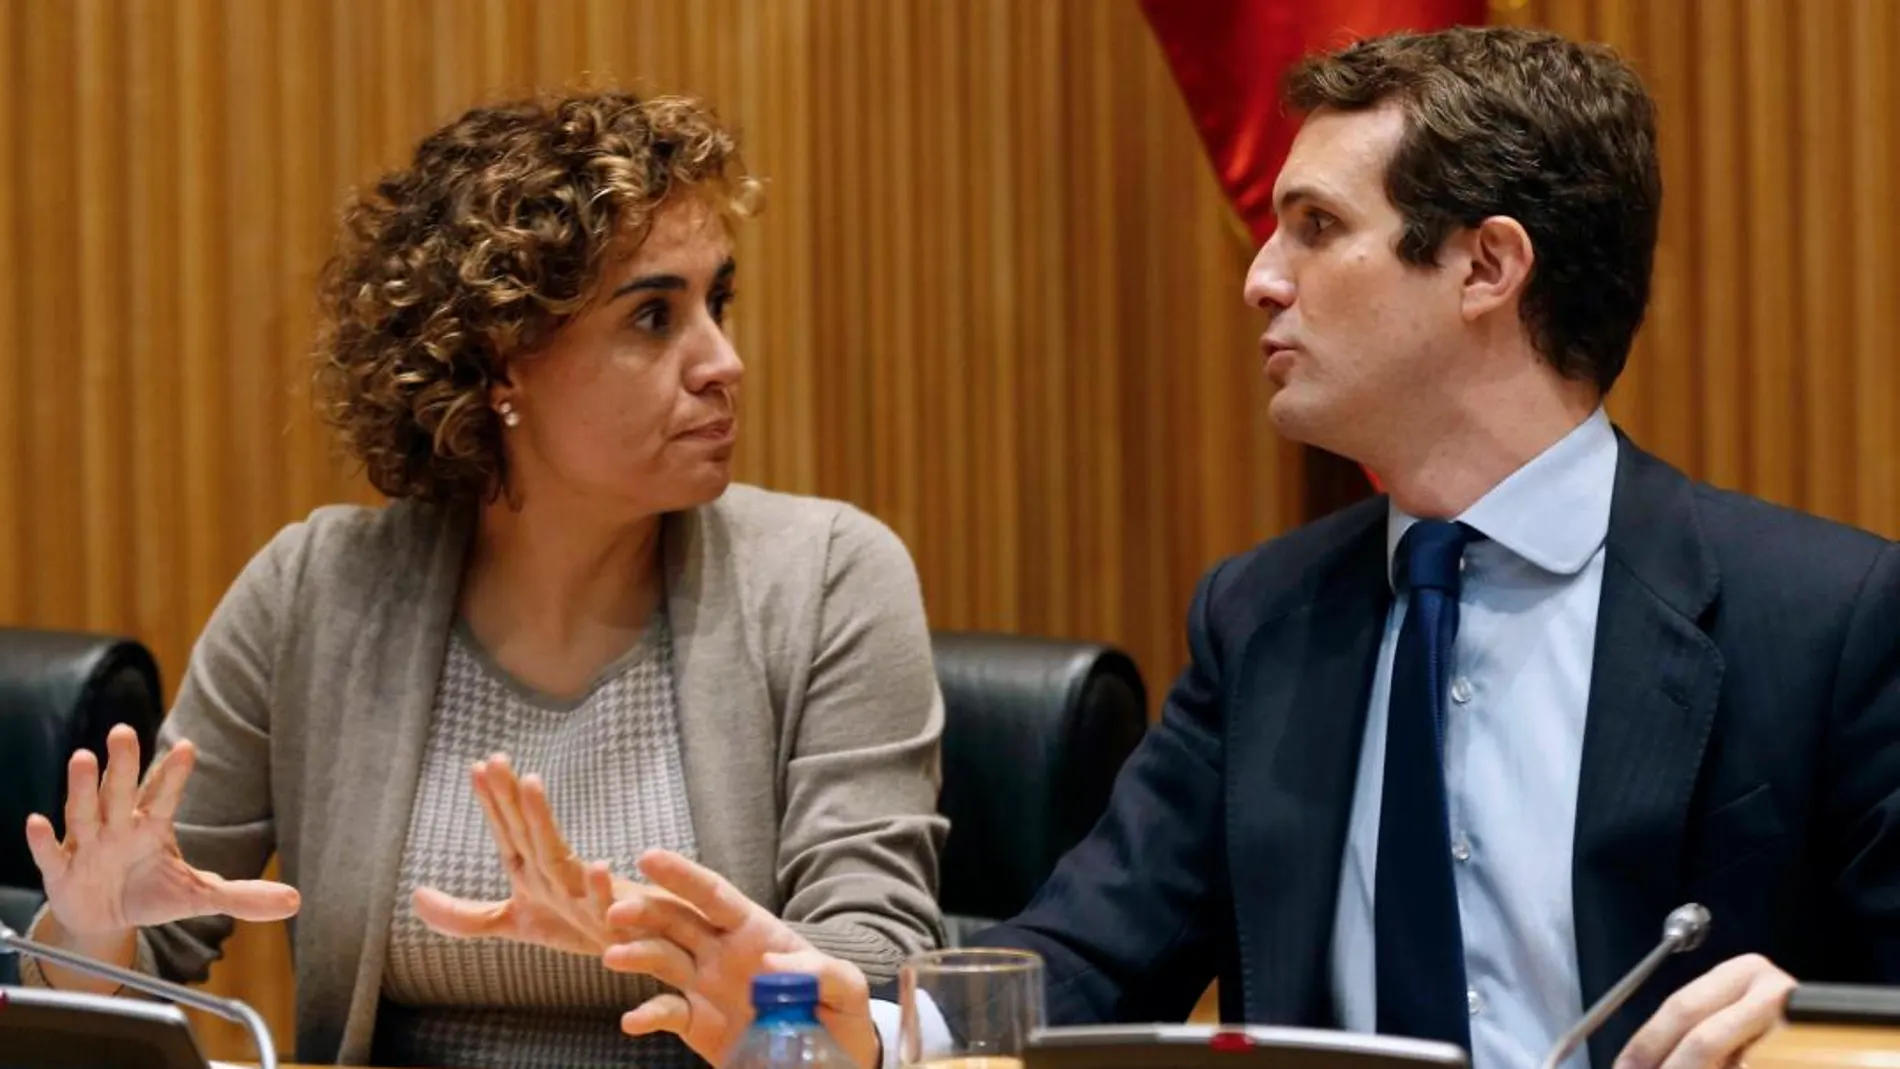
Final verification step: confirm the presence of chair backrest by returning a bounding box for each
[0,629,164,940]
[930,631,1147,943]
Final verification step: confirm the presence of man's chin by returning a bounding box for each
[1265,387,1327,446]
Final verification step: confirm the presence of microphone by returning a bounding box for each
[1537,903,1712,1069]
[0,918,279,1069]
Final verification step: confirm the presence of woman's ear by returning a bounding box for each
[489,365,519,427]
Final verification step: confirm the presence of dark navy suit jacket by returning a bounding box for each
[972,433,1900,1066]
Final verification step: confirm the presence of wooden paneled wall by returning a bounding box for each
[1,0,1291,1053]
[0,0,1295,728]
[1494,0,1900,532]
[3,0,1898,1056]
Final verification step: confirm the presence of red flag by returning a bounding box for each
[1139,0,1487,246]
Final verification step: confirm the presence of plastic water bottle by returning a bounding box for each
[722,973,859,1069]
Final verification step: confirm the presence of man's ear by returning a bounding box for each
[1457,215,1535,322]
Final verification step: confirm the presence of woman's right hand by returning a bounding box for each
[605,851,879,1069]
[22,723,302,939]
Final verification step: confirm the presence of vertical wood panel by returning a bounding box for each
[923,0,975,627]
[975,0,1022,628]
[533,0,583,87]
[175,0,224,628]
[3,2,1309,1052]
[1523,0,1900,536]
[1636,0,1699,471]
[1019,0,1067,636]
[1592,0,1654,439]
[7,0,1897,1052]
[223,0,275,552]
[127,0,185,677]
[1797,0,1853,524]
[278,0,327,523]
[1742,0,1799,505]
[1849,0,1898,534]
[24,0,82,629]
[882,1,923,546]
[1128,18,1175,680]
[0,0,21,618]
[1072,0,1124,642]
[1691,1,1748,491]
[74,0,128,631]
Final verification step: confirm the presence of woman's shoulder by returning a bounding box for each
[240,498,462,602]
[695,483,914,574]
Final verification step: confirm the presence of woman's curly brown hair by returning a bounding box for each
[313,90,762,503]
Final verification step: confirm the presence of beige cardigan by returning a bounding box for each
[98,484,946,1063]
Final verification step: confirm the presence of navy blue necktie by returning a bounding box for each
[1376,519,1478,1051]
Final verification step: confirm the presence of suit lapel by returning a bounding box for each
[1228,507,1390,1026]
[1573,438,1724,1067]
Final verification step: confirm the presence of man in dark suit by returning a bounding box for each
[597,25,1900,1069]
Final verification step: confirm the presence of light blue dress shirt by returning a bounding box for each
[873,410,1620,1069]
[1330,407,1618,1069]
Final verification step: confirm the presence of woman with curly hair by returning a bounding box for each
[17,90,947,1068]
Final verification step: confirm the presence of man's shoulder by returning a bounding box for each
[1196,496,1388,630]
[1687,480,1894,604]
[1615,436,1894,625]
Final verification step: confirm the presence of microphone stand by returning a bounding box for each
[1,920,279,1069]
[1537,903,1712,1069]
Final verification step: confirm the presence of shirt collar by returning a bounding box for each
[1386,408,1619,591]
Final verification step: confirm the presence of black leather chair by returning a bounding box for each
[0,629,164,980]
[930,631,1148,945]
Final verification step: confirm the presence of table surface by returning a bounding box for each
[1747,1022,1900,1069]
[252,1022,1900,1069]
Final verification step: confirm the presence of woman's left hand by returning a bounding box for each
[413,754,681,957]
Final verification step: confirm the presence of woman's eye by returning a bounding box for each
[633,300,671,334]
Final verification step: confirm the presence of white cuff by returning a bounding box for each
[869,998,903,1069]
[867,991,954,1069]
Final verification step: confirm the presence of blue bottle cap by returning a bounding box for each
[752,972,821,1010]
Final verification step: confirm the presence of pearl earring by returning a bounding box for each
[497,400,520,428]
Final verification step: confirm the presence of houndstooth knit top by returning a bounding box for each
[370,611,703,1069]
